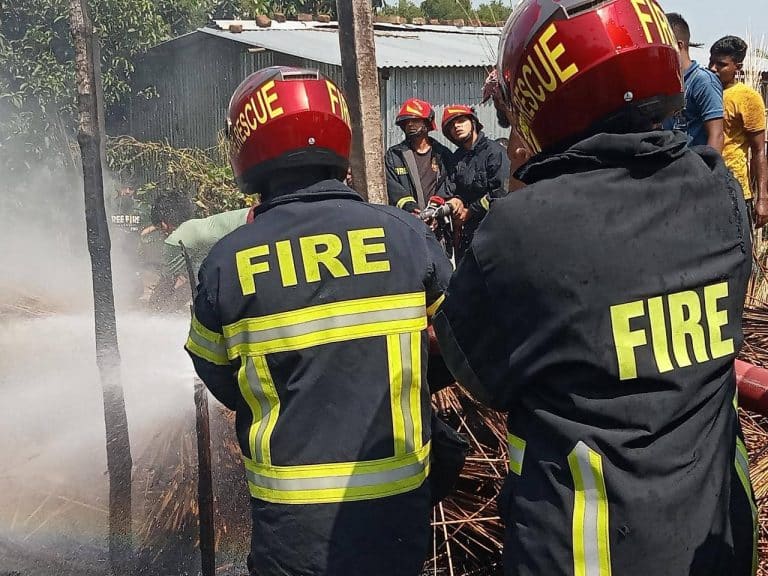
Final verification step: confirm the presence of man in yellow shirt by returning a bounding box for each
[710,35,768,228]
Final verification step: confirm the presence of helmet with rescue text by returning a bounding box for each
[226,66,352,194]
[492,0,683,154]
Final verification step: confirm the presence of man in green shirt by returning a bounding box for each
[146,193,252,306]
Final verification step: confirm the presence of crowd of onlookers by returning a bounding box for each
[665,14,767,228]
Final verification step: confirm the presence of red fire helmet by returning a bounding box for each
[441,104,484,139]
[396,98,437,131]
[495,0,683,154]
[226,66,352,192]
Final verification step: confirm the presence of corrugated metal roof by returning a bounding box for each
[198,26,500,68]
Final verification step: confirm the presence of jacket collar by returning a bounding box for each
[394,136,440,153]
[253,179,362,216]
[515,131,688,184]
[456,132,488,155]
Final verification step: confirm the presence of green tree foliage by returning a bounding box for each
[475,1,512,24]
[381,0,512,23]
[0,0,168,171]
[380,0,422,20]
[420,0,472,20]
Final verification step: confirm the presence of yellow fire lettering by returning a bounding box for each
[704,282,735,359]
[630,0,655,44]
[327,80,340,115]
[238,113,251,139]
[236,245,270,296]
[539,23,579,83]
[610,300,647,381]
[261,80,284,120]
[649,0,675,46]
[244,100,258,130]
[252,93,268,125]
[530,46,558,92]
[348,228,390,275]
[522,64,546,103]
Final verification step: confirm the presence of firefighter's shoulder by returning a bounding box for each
[206,200,430,297]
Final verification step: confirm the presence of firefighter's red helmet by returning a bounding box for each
[226,66,352,193]
[495,0,683,153]
[396,98,437,131]
[441,105,484,140]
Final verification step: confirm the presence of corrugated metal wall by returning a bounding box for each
[126,34,508,155]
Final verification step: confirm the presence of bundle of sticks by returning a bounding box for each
[428,387,507,576]
[740,302,768,575]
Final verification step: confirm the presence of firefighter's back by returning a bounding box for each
[476,132,754,576]
[203,180,440,575]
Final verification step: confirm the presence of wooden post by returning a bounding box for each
[69,1,133,573]
[336,0,387,205]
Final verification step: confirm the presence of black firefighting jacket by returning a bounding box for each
[385,138,455,212]
[450,133,511,258]
[186,179,452,576]
[434,131,757,576]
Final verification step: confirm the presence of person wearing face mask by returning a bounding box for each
[441,105,510,262]
[385,98,455,215]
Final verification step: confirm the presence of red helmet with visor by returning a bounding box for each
[226,66,352,193]
[396,98,437,131]
[495,0,683,154]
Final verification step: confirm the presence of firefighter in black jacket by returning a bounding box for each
[441,104,510,260]
[385,98,455,214]
[186,67,453,576]
[434,1,757,575]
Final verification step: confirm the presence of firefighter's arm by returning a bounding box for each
[468,147,511,216]
[424,230,455,394]
[385,151,418,212]
[424,229,453,317]
[185,275,239,410]
[432,248,510,409]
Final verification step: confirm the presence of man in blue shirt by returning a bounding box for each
[665,13,724,151]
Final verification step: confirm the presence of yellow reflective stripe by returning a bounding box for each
[426,294,445,317]
[243,443,430,504]
[568,441,612,576]
[387,334,408,455]
[253,355,280,465]
[480,195,490,212]
[186,337,230,366]
[238,356,281,464]
[409,331,423,451]
[238,358,263,461]
[223,293,427,356]
[225,293,426,335]
[388,332,423,456]
[735,437,758,576]
[506,433,526,476]
[397,196,417,209]
[186,315,229,365]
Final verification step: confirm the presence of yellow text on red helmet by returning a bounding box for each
[630,0,676,46]
[326,80,351,127]
[512,23,579,131]
[231,80,285,152]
